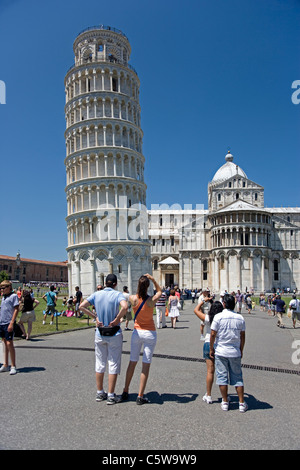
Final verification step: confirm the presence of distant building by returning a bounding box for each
[149,151,300,293]
[0,252,68,284]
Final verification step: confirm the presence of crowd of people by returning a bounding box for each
[1,275,299,413]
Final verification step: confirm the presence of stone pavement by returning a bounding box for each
[1,301,299,451]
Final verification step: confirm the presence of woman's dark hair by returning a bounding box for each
[170,289,175,296]
[208,300,223,324]
[137,275,150,300]
[22,290,31,299]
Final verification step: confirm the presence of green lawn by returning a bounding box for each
[16,296,95,337]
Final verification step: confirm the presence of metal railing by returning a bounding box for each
[77,25,129,41]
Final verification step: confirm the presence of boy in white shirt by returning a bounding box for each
[210,294,247,412]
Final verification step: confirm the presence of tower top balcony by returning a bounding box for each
[77,25,129,41]
[69,24,135,76]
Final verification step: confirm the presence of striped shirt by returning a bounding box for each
[156,292,166,306]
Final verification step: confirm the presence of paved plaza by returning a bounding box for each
[1,300,299,451]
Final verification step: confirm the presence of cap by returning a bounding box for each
[105,274,117,285]
[0,280,12,288]
[203,287,210,292]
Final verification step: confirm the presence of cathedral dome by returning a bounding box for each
[212,151,247,183]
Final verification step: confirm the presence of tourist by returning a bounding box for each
[75,286,83,317]
[194,298,223,404]
[155,289,167,329]
[167,289,180,329]
[79,274,128,405]
[42,285,57,325]
[0,280,19,375]
[121,273,162,405]
[209,294,247,412]
[16,286,22,302]
[267,295,273,316]
[66,295,75,316]
[272,295,286,328]
[289,295,300,329]
[198,288,213,340]
[235,290,244,313]
[270,293,276,316]
[18,289,39,340]
[245,293,252,314]
[122,286,132,330]
[259,293,266,312]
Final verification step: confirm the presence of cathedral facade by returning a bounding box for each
[149,151,300,293]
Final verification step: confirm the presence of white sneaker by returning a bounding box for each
[50,321,53,325]
[221,400,229,411]
[0,365,9,372]
[203,393,212,404]
[239,401,248,413]
[43,321,46,325]
[9,366,17,375]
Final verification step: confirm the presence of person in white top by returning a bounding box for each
[210,294,247,412]
[289,295,300,329]
[194,298,224,404]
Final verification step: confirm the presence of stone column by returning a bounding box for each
[249,254,254,292]
[127,256,133,294]
[237,254,241,290]
[90,257,96,293]
[75,260,80,288]
[261,255,265,292]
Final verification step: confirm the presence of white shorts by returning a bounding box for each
[130,329,157,364]
[95,333,123,375]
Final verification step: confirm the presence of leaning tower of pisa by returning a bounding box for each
[64,25,151,297]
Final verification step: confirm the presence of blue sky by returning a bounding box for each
[0,0,299,261]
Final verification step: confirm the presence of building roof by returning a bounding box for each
[265,207,300,213]
[158,256,179,265]
[0,255,67,266]
[211,151,247,183]
[215,199,266,213]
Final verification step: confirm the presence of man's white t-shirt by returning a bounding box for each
[211,308,245,357]
[289,298,300,313]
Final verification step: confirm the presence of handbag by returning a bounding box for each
[165,308,169,317]
[98,325,120,336]
[13,322,24,338]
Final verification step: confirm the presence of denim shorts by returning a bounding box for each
[203,342,213,360]
[0,323,14,341]
[215,355,244,386]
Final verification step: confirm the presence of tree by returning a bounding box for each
[0,271,9,283]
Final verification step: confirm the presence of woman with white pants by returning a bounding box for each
[121,274,162,405]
